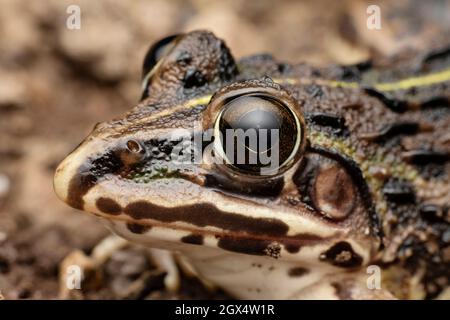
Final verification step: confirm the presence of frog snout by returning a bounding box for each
[54,145,92,210]
[53,137,112,210]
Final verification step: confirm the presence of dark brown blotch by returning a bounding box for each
[126,222,151,234]
[364,88,408,113]
[96,197,122,215]
[306,112,348,136]
[288,267,309,277]
[67,171,97,210]
[382,178,416,204]
[359,122,421,142]
[320,241,363,268]
[123,201,289,237]
[181,234,204,245]
[284,243,301,254]
[217,236,272,256]
[401,149,450,165]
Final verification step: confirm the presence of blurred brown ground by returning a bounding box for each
[0,0,450,299]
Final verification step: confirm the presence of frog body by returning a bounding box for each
[54,31,450,299]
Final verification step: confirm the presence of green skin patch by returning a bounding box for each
[128,166,182,183]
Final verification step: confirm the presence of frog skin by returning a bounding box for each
[54,31,450,300]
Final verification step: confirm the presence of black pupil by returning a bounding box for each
[218,95,298,175]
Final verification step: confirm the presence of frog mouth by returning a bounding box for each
[87,193,368,266]
[86,191,347,261]
[76,173,371,264]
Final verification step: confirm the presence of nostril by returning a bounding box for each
[121,139,146,165]
[126,139,144,154]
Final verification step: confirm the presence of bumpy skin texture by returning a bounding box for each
[55,30,450,299]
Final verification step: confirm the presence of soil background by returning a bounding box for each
[1,0,450,299]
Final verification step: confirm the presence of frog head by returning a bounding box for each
[54,31,382,297]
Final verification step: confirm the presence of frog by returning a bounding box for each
[54,30,450,300]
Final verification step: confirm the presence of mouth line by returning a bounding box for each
[94,211,333,251]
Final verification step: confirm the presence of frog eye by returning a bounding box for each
[213,93,303,176]
[141,34,180,99]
